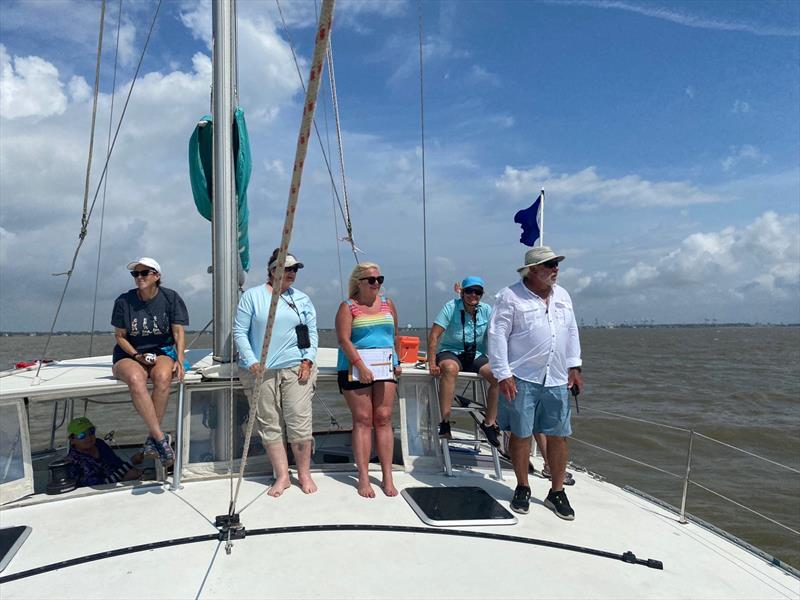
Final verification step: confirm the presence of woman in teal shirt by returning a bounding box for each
[427,276,500,447]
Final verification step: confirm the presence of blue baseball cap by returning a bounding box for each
[461,276,485,290]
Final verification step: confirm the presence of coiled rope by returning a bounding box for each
[227,0,335,517]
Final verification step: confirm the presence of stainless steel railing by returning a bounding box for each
[571,406,799,536]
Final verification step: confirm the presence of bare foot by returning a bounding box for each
[297,473,318,494]
[381,479,398,497]
[267,476,291,497]
[357,479,376,498]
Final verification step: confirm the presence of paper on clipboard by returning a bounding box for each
[350,348,394,381]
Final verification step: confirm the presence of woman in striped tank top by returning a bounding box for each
[335,262,402,498]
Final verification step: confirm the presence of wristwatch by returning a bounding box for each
[569,366,582,372]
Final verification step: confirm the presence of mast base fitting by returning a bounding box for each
[215,513,240,528]
[216,514,246,542]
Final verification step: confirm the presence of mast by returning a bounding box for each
[211,0,238,363]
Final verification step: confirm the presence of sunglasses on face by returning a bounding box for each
[463,287,484,296]
[70,428,96,440]
[130,269,155,278]
[359,275,385,285]
[540,260,560,269]
[273,265,300,273]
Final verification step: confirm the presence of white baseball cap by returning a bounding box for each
[126,257,162,273]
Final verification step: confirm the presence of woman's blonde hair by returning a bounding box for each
[348,262,380,299]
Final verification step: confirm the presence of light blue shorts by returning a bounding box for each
[497,378,571,438]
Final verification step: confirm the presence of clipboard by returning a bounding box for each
[349,348,394,381]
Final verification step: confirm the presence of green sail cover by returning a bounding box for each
[188,107,251,272]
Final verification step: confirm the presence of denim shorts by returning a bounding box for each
[497,378,571,438]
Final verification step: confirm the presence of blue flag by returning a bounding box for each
[514,195,542,246]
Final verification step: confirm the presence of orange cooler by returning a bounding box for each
[398,336,420,364]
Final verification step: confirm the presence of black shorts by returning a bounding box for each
[435,351,488,374]
[337,371,398,394]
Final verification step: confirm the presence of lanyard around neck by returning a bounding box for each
[460,308,477,351]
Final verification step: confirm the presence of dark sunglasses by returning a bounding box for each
[540,260,560,269]
[130,269,155,278]
[271,265,300,273]
[463,287,484,296]
[70,428,96,440]
[359,275,385,285]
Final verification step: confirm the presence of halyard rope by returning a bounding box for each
[418,1,430,329]
[35,0,163,380]
[89,0,124,355]
[228,0,335,516]
[275,0,359,261]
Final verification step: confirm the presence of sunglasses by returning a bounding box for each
[130,269,156,278]
[540,260,560,269]
[463,287,484,296]
[273,265,301,273]
[70,428,96,440]
[359,276,385,285]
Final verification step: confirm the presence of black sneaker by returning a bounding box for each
[438,420,452,439]
[510,485,531,514]
[155,434,175,468]
[479,421,501,448]
[544,489,575,520]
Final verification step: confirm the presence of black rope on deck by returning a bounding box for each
[0,523,663,584]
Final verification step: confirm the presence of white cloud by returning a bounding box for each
[67,75,90,103]
[468,64,500,86]
[721,144,768,172]
[606,212,799,294]
[564,1,800,37]
[732,99,751,114]
[0,45,67,119]
[495,165,722,208]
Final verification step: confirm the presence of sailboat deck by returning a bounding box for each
[1,464,797,599]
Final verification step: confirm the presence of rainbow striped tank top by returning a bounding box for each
[336,296,397,371]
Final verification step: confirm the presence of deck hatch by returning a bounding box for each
[402,486,517,527]
[0,525,31,573]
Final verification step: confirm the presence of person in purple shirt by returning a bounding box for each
[65,417,141,487]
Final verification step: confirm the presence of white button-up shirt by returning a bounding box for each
[488,281,582,386]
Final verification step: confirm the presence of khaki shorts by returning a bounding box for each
[239,364,317,445]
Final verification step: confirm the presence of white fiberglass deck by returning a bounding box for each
[1,464,797,599]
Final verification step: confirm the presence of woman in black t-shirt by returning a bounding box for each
[111,257,189,467]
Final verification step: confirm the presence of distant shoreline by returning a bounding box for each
[1,323,798,336]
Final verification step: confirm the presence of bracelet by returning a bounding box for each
[569,366,582,372]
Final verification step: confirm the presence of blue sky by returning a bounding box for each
[1,0,798,332]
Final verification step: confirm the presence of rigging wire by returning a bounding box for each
[315,0,346,298]
[89,0,123,355]
[324,34,358,264]
[35,0,163,379]
[418,1,430,329]
[275,0,360,261]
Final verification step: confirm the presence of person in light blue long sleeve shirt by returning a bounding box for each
[234,249,319,497]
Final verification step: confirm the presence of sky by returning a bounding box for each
[1,0,798,332]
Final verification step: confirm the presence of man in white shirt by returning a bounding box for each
[488,246,583,519]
